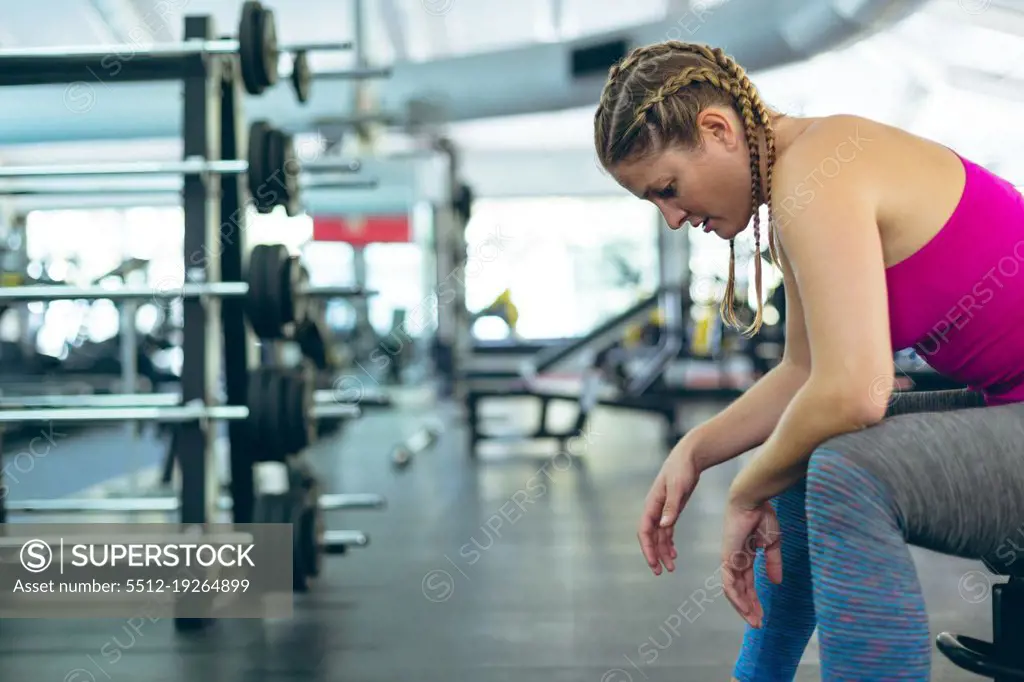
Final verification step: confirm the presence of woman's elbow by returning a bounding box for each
[849,388,890,427]
[814,372,892,429]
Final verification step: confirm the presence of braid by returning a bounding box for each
[595,41,779,336]
[628,66,722,131]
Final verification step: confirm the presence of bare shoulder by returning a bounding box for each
[772,114,885,194]
[770,115,889,236]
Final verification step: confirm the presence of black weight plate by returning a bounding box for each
[293,371,312,452]
[247,120,271,208]
[291,51,311,104]
[295,319,328,370]
[245,245,271,338]
[246,368,270,460]
[263,244,290,338]
[262,129,286,212]
[258,370,277,456]
[283,371,305,454]
[293,264,310,323]
[265,370,287,459]
[257,8,279,89]
[282,133,301,216]
[272,129,289,210]
[279,257,297,327]
[299,499,323,578]
[281,371,299,454]
[238,1,264,95]
[256,128,282,214]
[253,492,307,591]
[279,370,297,458]
[281,370,307,455]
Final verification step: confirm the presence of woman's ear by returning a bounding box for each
[697,107,741,151]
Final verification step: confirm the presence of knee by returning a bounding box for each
[805,445,898,533]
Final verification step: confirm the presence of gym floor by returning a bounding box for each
[0,397,992,681]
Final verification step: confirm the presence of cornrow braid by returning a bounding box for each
[594,41,779,337]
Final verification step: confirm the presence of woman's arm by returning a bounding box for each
[686,360,807,470]
[686,256,812,471]
[728,119,894,508]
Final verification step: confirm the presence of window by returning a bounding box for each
[464,196,658,339]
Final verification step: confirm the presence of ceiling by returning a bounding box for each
[0,0,671,68]
[1,0,1023,186]
[439,0,1024,185]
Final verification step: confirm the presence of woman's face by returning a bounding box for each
[609,107,753,240]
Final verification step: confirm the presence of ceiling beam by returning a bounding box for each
[549,0,563,38]
[947,65,1024,103]
[85,0,157,44]
[129,0,174,42]
[665,0,692,17]
[379,0,409,61]
[412,0,451,60]
[923,0,1024,37]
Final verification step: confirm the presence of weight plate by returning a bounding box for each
[299,496,323,578]
[295,372,313,452]
[247,121,271,209]
[265,370,287,459]
[284,371,309,454]
[257,7,279,89]
[263,244,290,338]
[278,256,297,328]
[279,370,298,456]
[238,1,264,96]
[257,128,282,214]
[273,129,289,210]
[295,319,328,371]
[281,371,299,454]
[253,492,308,591]
[245,245,271,338]
[293,263,310,323]
[291,51,311,104]
[282,133,301,216]
[246,367,270,459]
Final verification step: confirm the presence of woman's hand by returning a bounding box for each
[720,500,782,628]
[637,442,702,575]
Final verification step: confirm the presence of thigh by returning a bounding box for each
[816,401,1024,564]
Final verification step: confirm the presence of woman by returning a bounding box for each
[593,41,1024,681]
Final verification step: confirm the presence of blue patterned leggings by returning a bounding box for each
[733,391,1024,681]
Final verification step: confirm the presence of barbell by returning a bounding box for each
[0,244,374,340]
[0,369,358,460]
[0,1,389,101]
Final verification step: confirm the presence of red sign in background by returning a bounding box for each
[312,215,411,246]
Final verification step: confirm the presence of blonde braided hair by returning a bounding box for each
[595,42,778,337]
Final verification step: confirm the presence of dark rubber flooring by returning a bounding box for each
[0,395,997,680]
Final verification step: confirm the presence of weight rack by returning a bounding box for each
[0,12,251,532]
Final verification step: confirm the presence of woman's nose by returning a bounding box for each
[660,205,687,230]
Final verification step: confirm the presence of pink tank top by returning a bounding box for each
[886,154,1024,405]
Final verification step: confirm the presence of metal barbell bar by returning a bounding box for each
[0,158,248,179]
[0,404,247,424]
[0,0,359,94]
[0,402,359,424]
[0,391,385,409]
[0,156,362,181]
[5,492,385,514]
[315,67,393,81]
[0,38,350,61]
[0,281,373,303]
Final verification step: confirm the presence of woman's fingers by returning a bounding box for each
[656,526,675,572]
[723,555,761,628]
[638,481,667,574]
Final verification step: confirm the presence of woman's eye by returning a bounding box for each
[656,185,676,199]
